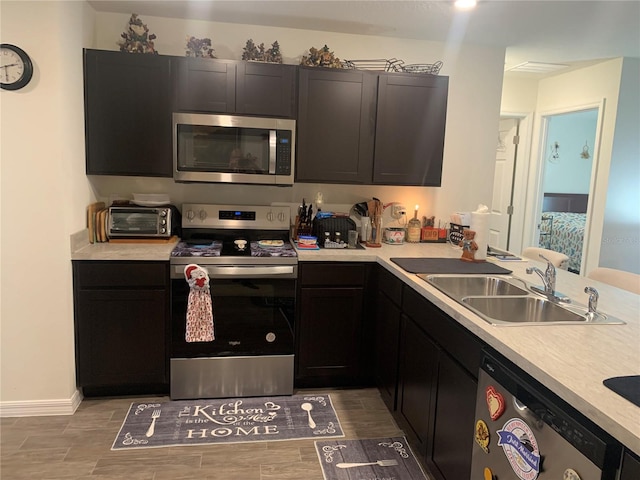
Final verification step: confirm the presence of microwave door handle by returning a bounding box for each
[269,130,277,174]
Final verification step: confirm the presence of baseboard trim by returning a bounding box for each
[0,389,83,417]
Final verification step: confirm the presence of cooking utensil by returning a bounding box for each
[301,402,316,428]
[336,460,399,468]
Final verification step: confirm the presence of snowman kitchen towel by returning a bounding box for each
[184,264,214,342]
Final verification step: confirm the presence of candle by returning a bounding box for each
[414,204,419,219]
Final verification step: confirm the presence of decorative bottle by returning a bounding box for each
[407,205,422,243]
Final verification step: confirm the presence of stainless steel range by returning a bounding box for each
[170,204,297,400]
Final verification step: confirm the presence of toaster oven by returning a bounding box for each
[108,206,176,238]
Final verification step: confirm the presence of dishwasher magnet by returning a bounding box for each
[497,417,541,480]
[184,264,215,342]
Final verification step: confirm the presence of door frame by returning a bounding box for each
[497,111,534,255]
[522,100,605,274]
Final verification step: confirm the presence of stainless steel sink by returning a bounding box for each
[420,274,529,299]
[417,274,625,326]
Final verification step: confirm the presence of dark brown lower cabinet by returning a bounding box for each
[377,276,483,480]
[295,262,373,387]
[73,261,169,395]
[620,449,640,480]
[428,351,478,480]
[396,313,439,459]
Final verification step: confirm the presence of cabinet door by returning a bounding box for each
[620,450,640,480]
[84,49,172,176]
[175,58,236,113]
[296,287,363,386]
[397,314,439,459]
[75,289,167,387]
[236,62,296,117]
[373,74,448,185]
[427,352,477,480]
[374,290,402,411]
[296,67,376,183]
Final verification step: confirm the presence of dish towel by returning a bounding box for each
[184,264,214,342]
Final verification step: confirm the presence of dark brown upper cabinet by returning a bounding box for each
[296,67,448,186]
[175,58,297,118]
[174,57,236,113]
[374,74,448,186]
[296,66,376,184]
[236,62,297,118]
[83,49,173,177]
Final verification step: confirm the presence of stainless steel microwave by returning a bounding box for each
[108,206,175,238]
[173,113,295,186]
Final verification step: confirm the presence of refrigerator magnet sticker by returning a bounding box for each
[475,419,490,453]
[497,418,541,480]
[486,386,506,420]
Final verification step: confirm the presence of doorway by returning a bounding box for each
[525,103,603,275]
[489,113,533,253]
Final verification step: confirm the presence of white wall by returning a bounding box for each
[599,58,640,273]
[0,1,95,411]
[0,5,505,410]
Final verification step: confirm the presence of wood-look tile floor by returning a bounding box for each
[1,388,430,480]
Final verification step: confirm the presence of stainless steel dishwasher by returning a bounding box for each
[470,350,621,480]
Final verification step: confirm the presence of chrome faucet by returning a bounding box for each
[526,254,570,302]
[584,286,599,314]
[526,254,556,294]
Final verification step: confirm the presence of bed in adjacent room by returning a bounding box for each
[539,193,588,273]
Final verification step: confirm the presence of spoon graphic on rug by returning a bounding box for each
[301,402,316,428]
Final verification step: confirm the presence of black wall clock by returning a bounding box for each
[1,44,34,91]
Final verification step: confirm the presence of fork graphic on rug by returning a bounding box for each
[145,410,161,437]
[336,460,399,468]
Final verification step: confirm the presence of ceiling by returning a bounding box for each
[88,0,640,76]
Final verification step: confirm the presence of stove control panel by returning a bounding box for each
[182,204,291,230]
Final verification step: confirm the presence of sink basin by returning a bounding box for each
[461,296,624,326]
[420,274,529,299]
[417,273,625,326]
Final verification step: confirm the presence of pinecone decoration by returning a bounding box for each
[300,45,342,68]
[265,41,283,63]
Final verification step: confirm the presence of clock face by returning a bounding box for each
[1,44,33,90]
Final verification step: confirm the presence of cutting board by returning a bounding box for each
[86,202,105,243]
[603,375,640,407]
[390,257,512,275]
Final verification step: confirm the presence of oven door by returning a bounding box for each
[170,272,295,359]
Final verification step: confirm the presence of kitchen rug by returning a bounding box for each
[316,437,428,480]
[112,394,343,450]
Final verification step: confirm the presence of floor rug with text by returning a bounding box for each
[315,437,428,480]
[112,394,343,450]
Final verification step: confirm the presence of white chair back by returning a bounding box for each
[587,267,640,294]
[521,247,570,270]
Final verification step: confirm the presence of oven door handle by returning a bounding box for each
[173,265,295,278]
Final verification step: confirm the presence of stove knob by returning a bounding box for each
[161,219,167,226]
[277,211,286,222]
[199,210,208,221]
[186,209,195,221]
[160,227,167,234]
[266,211,274,222]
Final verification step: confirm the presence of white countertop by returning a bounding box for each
[72,236,640,453]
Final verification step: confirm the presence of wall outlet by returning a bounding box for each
[391,204,407,219]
